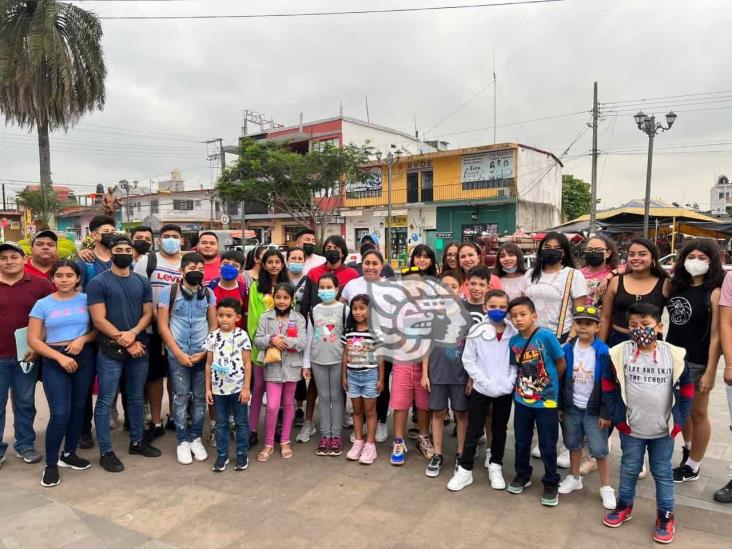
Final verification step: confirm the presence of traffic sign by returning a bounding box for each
[220,214,230,225]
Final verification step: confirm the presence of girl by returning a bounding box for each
[494,242,528,302]
[28,260,97,487]
[666,239,723,483]
[304,273,348,456]
[286,247,308,307]
[581,235,618,306]
[458,241,501,298]
[247,248,289,446]
[343,294,384,465]
[254,283,307,461]
[243,245,266,290]
[409,244,438,277]
[441,241,460,273]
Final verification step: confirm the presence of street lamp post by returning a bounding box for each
[375,148,401,262]
[634,110,677,238]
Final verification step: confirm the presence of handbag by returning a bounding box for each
[263,345,282,364]
[98,335,132,361]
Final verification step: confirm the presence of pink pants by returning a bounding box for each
[264,381,297,447]
[249,365,265,434]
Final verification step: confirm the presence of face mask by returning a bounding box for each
[100,234,116,249]
[541,248,563,265]
[684,258,710,277]
[318,289,337,303]
[133,240,152,255]
[111,253,134,269]
[220,263,239,281]
[325,250,341,265]
[161,237,181,255]
[487,309,508,323]
[275,305,292,315]
[502,265,518,274]
[288,262,304,274]
[630,326,656,347]
[303,244,316,256]
[584,251,605,267]
[184,271,204,286]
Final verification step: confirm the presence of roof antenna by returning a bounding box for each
[365,95,370,122]
[339,102,343,117]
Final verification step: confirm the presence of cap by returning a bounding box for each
[0,241,25,256]
[33,230,58,243]
[573,305,600,323]
[111,233,132,248]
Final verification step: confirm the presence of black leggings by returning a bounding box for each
[461,392,513,470]
[376,361,393,423]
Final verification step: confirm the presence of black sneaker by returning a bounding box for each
[235,454,249,471]
[294,408,305,427]
[99,452,124,473]
[212,455,229,472]
[78,433,94,450]
[680,445,690,467]
[249,431,258,447]
[144,424,165,441]
[425,454,444,477]
[129,441,162,458]
[41,466,60,487]
[673,464,699,483]
[165,415,176,431]
[507,473,532,494]
[541,483,559,507]
[58,452,92,470]
[713,479,732,504]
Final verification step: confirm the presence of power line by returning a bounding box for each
[424,81,495,136]
[602,89,732,106]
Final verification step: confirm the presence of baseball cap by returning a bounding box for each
[33,230,58,243]
[573,305,600,323]
[0,241,25,256]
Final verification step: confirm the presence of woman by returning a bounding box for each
[441,241,460,274]
[409,244,438,277]
[666,239,723,483]
[581,235,618,306]
[28,260,97,487]
[286,247,308,307]
[494,242,528,302]
[458,241,501,298]
[247,248,289,446]
[243,245,266,290]
[525,232,587,343]
[599,238,669,345]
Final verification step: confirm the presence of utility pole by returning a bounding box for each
[493,52,497,144]
[589,82,599,235]
[2,183,6,211]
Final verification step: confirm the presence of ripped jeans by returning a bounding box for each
[168,357,206,444]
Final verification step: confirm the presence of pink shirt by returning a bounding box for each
[719,271,732,307]
[580,266,613,305]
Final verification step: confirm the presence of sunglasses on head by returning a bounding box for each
[575,305,598,315]
[401,266,422,275]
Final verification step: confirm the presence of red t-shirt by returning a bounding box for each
[24,260,53,281]
[211,282,247,328]
[0,274,53,358]
[307,263,360,288]
[203,256,222,284]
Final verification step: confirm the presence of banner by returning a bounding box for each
[461,149,515,189]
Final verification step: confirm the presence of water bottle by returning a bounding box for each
[286,319,297,338]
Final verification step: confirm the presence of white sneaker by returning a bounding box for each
[343,412,354,429]
[557,445,571,469]
[447,465,474,491]
[488,463,506,490]
[177,442,193,465]
[579,453,598,475]
[558,474,583,494]
[190,438,208,461]
[376,422,389,443]
[296,421,316,443]
[531,444,541,458]
[349,424,367,443]
[484,448,492,469]
[638,458,648,479]
[600,485,617,510]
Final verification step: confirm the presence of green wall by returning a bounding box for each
[434,203,516,253]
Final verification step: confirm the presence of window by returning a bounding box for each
[195,200,202,207]
[407,172,419,203]
[215,200,221,214]
[721,193,726,199]
[151,199,159,214]
[137,202,142,212]
[311,137,339,152]
[173,200,194,211]
[284,225,303,244]
[421,171,434,202]
[227,202,239,215]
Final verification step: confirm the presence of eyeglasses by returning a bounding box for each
[586,248,607,253]
[575,305,598,315]
[401,266,422,275]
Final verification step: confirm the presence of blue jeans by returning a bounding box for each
[42,345,96,466]
[94,351,148,454]
[514,403,560,486]
[618,433,675,513]
[0,357,38,457]
[213,393,249,459]
[168,357,206,444]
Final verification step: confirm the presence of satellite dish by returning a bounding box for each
[141,215,162,232]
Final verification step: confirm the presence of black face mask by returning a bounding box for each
[133,240,152,255]
[324,250,341,265]
[584,251,605,267]
[302,243,316,257]
[111,253,134,269]
[275,305,292,315]
[541,248,563,266]
[184,271,204,286]
[100,234,116,249]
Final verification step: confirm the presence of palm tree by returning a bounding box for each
[16,187,74,228]
[0,0,106,209]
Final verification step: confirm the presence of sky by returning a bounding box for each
[2,0,732,211]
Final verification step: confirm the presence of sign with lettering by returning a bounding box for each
[461,149,515,187]
[436,232,454,239]
[390,215,408,227]
[407,159,433,172]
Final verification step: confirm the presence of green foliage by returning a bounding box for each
[561,174,592,221]
[15,188,74,227]
[18,236,77,258]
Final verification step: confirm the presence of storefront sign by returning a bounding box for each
[346,167,382,196]
[461,149,515,186]
[436,232,454,239]
[407,159,433,172]
[390,215,408,227]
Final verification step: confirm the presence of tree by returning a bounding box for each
[0,0,106,211]
[217,138,372,244]
[16,187,74,227]
[561,174,592,221]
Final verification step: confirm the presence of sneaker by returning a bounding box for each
[110,409,120,430]
[343,412,354,429]
[407,427,420,440]
[316,437,331,456]
[296,421,316,443]
[507,474,532,494]
[347,439,365,460]
[603,503,633,528]
[447,465,474,491]
[165,415,176,431]
[209,430,217,449]
[600,486,617,510]
[99,451,124,473]
[329,437,343,456]
[673,464,699,483]
[680,445,690,468]
[531,444,541,458]
[78,433,94,449]
[41,466,60,487]
[359,442,378,465]
[557,444,570,469]
[579,454,598,475]
[177,442,193,465]
[488,463,506,490]
[235,454,249,471]
[558,474,583,494]
[713,479,732,504]
[129,441,162,458]
[212,455,229,472]
[190,438,208,462]
[542,484,559,507]
[484,448,492,469]
[654,510,675,544]
[390,439,407,466]
[16,448,42,464]
[638,458,649,479]
[144,424,165,441]
[249,431,258,447]
[376,421,388,443]
[294,408,305,427]
[417,435,435,460]
[58,452,91,470]
[425,454,444,477]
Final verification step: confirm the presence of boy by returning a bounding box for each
[448,289,517,491]
[208,250,248,329]
[158,253,218,465]
[557,305,616,510]
[204,298,253,472]
[601,303,692,544]
[507,296,566,507]
[465,266,491,325]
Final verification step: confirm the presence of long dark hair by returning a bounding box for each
[531,232,575,283]
[258,248,289,295]
[494,242,527,277]
[584,234,619,269]
[671,238,724,293]
[409,244,438,277]
[345,294,370,332]
[51,259,82,278]
[458,241,484,281]
[245,245,267,270]
[441,241,460,273]
[627,238,667,280]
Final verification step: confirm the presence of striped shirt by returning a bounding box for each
[341,329,379,369]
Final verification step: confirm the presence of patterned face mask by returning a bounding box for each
[630,326,656,347]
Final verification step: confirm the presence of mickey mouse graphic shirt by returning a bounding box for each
[509,327,565,408]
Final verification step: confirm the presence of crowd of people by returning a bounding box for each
[1,218,732,545]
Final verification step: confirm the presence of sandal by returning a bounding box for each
[281,442,293,459]
[257,446,274,462]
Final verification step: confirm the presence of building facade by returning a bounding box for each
[711,175,732,216]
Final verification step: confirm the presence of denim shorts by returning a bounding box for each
[347,368,379,399]
[562,405,609,458]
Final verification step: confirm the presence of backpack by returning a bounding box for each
[145,252,157,279]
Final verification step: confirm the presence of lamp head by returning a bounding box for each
[665,111,677,128]
[634,111,647,128]
[375,151,382,161]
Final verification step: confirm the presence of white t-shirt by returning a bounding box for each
[572,342,595,409]
[203,328,252,396]
[500,275,528,302]
[525,267,587,336]
[342,276,382,304]
[303,253,325,276]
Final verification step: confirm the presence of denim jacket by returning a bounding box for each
[560,337,611,416]
[159,284,216,355]
[254,309,307,383]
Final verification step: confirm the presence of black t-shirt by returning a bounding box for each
[464,301,485,325]
[666,285,712,365]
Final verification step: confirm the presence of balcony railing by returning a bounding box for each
[346,189,382,199]
[345,180,517,205]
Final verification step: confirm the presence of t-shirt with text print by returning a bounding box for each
[342,329,378,369]
[509,327,565,408]
[203,328,251,395]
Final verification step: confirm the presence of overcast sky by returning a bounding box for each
[2,0,731,211]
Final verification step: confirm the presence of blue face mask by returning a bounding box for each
[161,237,181,255]
[288,262,304,274]
[318,289,337,303]
[220,263,239,281]
[487,309,508,323]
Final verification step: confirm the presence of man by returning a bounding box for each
[295,228,325,275]
[715,271,732,503]
[130,226,154,262]
[348,234,395,278]
[102,187,120,217]
[25,230,58,281]
[0,241,53,467]
[88,234,159,472]
[134,224,183,439]
[197,231,222,284]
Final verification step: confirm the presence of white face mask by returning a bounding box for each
[684,258,709,277]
